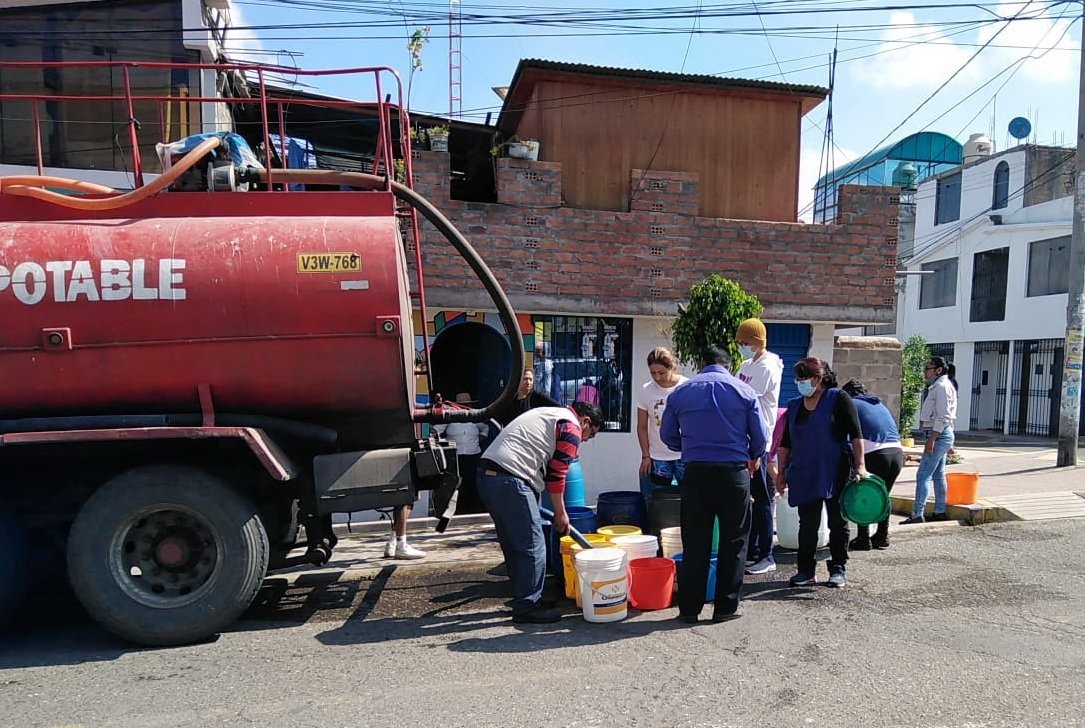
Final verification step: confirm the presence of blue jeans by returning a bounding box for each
[639,458,684,504]
[913,427,955,518]
[477,469,546,615]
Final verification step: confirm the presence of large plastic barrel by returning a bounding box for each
[647,488,682,536]
[540,458,587,512]
[596,491,648,529]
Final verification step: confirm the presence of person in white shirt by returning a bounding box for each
[736,318,783,575]
[434,392,491,515]
[636,347,688,502]
[902,356,958,524]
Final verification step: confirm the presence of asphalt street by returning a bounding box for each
[1,518,1083,728]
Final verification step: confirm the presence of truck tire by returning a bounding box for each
[67,465,269,647]
[0,509,29,630]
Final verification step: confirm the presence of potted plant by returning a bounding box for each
[427,124,450,152]
[490,135,540,161]
[507,138,539,161]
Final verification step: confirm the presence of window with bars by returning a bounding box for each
[533,316,633,432]
[970,247,1009,322]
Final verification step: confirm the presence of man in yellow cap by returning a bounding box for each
[736,318,783,575]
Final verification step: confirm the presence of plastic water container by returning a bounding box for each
[575,547,629,623]
[541,459,587,510]
[609,533,659,563]
[659,526,683,558]
[672,552,717,601]
[596,524,642,540]
[566,505,597,536]
[946,471,980,505]
[560,534,610,601]
[647,488,682,536]
[775,491,829,550]
[596,491,648,529]
[628,557,675,610]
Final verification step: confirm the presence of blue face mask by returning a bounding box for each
[738,345,755,360]
[796,379,816,397]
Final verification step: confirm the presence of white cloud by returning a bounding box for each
[977,1,1077,85]
[220,4,268,64]
[849,11,984,90]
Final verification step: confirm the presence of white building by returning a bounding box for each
[899,139,1080,437]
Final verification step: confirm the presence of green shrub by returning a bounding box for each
[900,334,931,433]
[670,275,762,372]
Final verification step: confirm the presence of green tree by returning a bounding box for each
[670,275,763,371]
[900,334,931,434]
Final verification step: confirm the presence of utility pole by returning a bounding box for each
[1056,0,1085,466]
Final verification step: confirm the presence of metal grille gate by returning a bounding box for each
[1009,339,1063,437]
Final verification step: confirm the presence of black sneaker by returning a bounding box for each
[928,512,950,522]
[849,537,872,551]
[871,536,889,550]
[789,571,817,587]
[827,566,847,589]
[676,613,700,624]
[512,608,561,624]
[711,609,742,623]
[900,516,925,525]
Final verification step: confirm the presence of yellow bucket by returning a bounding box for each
[596,524,642,540]
[560,534,609,600]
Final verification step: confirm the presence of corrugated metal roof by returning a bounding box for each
[510,58,829,98]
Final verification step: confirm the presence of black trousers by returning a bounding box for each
[856,448,904,540]
[678,462,751,617]
[796,455,851,574]
[455,453,484,514]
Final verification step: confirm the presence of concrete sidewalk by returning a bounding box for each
[891,433,1085,524]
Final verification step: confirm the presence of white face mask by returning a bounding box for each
[738,345,755,360]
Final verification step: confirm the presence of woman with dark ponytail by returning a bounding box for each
[902,356,958,524]
[775,358,867,588]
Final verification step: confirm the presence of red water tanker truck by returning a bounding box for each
[0,62,521,645]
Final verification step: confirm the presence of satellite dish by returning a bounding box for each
[1008,117,1032,140]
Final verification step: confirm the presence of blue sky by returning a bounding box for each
[226,0,1080,218]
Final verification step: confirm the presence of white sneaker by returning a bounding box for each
[395,542,426,560]
[383,539,397,558]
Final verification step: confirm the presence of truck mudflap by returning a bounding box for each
[0,426,297,481]
[312,436,459,515]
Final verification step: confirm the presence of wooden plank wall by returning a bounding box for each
[515,79,804,221]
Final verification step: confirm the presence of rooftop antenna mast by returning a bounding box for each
[449,0,462,118]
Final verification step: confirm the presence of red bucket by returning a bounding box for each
[628,557,675,610]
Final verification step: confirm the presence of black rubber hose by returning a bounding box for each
[256,169,524,425]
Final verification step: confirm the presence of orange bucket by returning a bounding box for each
[627,557,675,610]
[946,472,980,505]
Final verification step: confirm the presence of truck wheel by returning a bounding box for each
[67,466,269,647]
[0,509,29,629]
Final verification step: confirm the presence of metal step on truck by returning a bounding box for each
[0,60,521,646]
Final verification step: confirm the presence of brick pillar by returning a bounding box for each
[832,335,903,424]
[495,157,562,207]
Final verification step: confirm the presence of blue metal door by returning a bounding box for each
[766,323,812,405]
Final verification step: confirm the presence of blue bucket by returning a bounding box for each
[597,490,648,529]
[672,552,717,601]
[566,505,597,536]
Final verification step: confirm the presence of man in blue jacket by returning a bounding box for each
[661,346,767,624]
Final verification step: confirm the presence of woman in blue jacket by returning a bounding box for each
[775,359,866,588]
[841,380,904,550]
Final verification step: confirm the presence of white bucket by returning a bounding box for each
[609,534,659,563]
[574,547,629,623]
[659,526,683,558]
[775,491,829,550]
